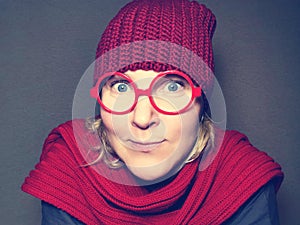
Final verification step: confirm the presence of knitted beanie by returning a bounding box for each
[94,0,216,94]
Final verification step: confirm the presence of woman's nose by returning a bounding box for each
[131,97,159,129]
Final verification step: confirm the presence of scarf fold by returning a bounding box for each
[22,120,283,225]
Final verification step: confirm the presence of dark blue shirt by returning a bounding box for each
[42,181,279,225]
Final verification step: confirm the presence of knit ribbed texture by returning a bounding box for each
[22,120,283,225]
[94,0,216,94]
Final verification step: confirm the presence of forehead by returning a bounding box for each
[124,70,160,81]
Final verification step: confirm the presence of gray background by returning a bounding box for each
[1,0,299,224]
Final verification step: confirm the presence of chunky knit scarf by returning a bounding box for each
[22,120,283,225]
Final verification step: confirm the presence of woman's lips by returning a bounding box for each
[126,140,165,153]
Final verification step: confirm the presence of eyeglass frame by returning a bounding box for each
[90,70,202,115]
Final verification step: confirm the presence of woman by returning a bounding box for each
[22,0,283,224]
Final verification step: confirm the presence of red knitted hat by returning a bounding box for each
[94,0,216,93]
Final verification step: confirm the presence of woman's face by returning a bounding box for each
[100,70,201,181]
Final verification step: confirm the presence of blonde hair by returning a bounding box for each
[84,109,215,168]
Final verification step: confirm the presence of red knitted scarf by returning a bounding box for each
[22,120,283,225]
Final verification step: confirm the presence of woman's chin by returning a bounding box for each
[127,161,182,184]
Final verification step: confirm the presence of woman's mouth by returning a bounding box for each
[126,140,165,153]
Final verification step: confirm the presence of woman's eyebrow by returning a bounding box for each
[105,75,127,82]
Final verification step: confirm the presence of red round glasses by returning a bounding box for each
[90,70,202,115]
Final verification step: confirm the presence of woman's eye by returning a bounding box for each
[117,83,128,92]
[165,81,183,92]
[111,82,130,93]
